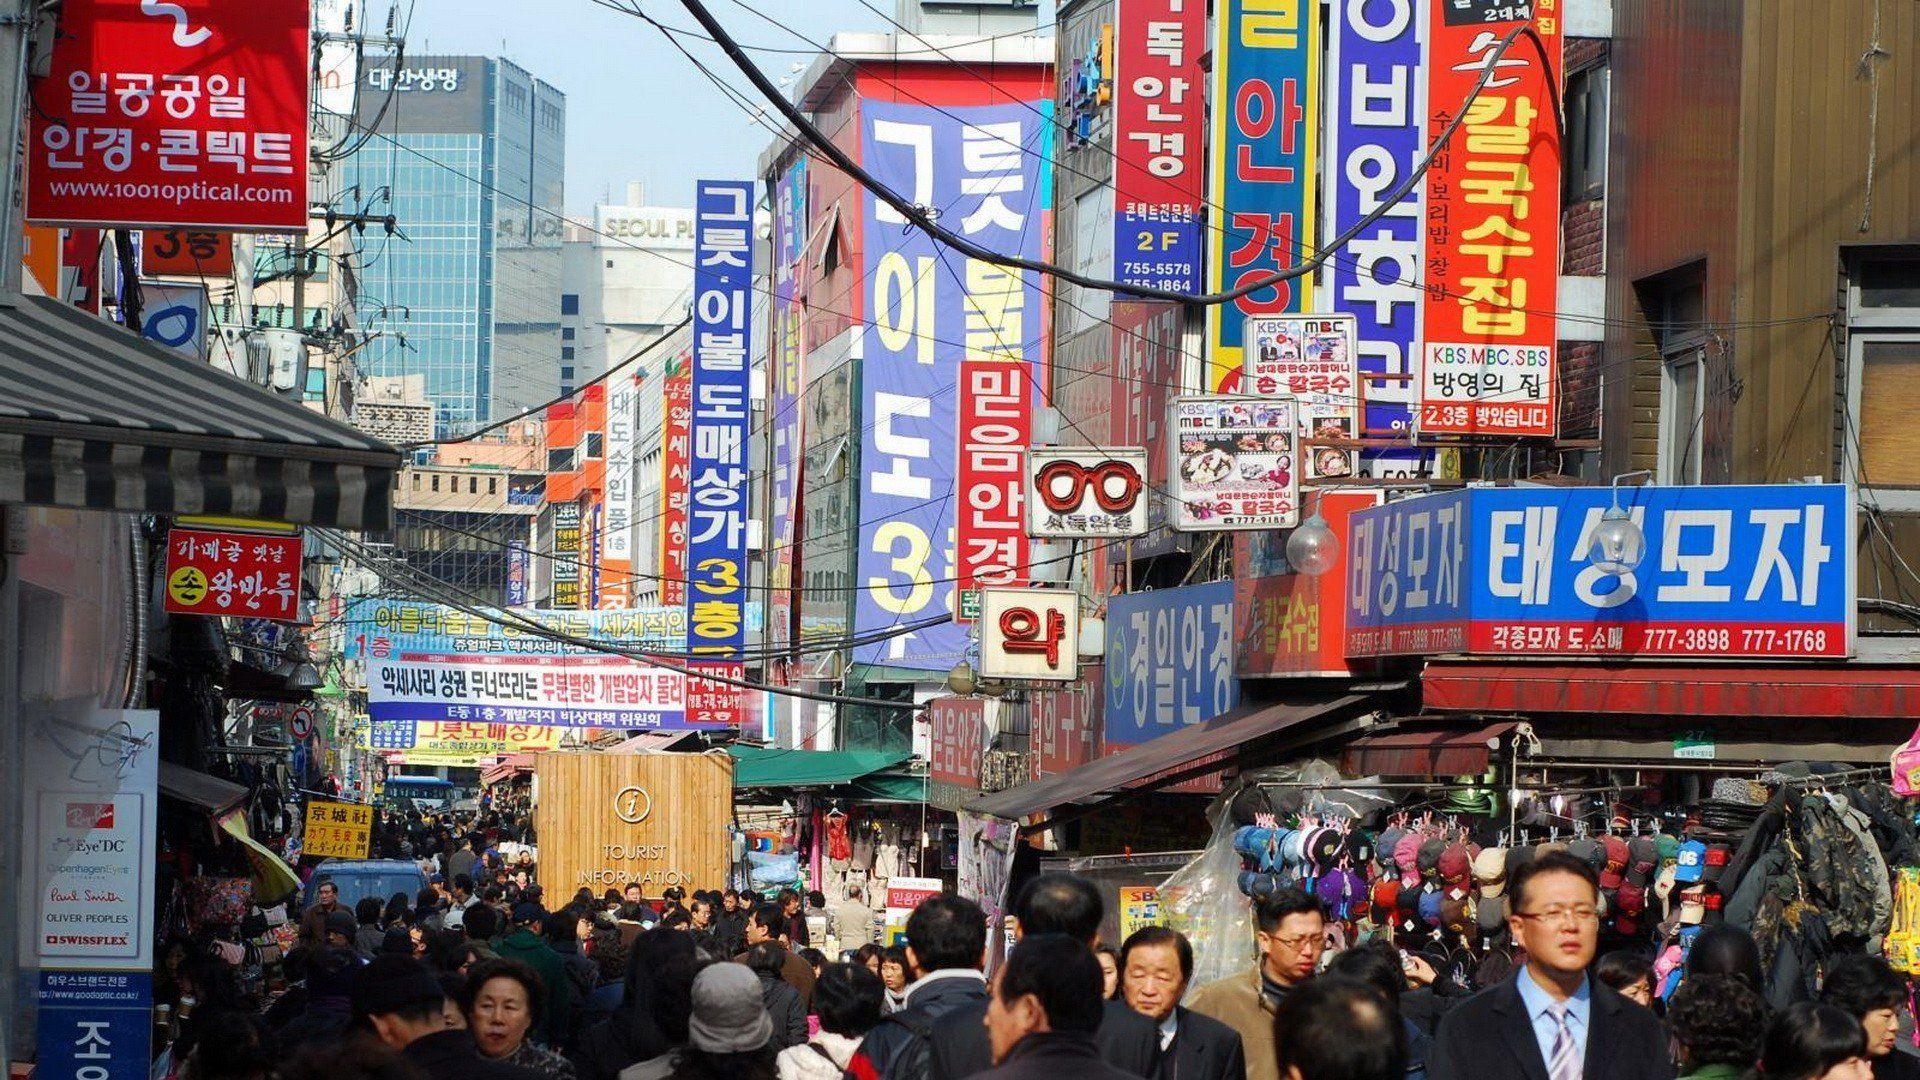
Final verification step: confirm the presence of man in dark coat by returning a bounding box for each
[1430,852,1672,1080]
[976,934,1138,1080]
[353,954,544,1080]
[1117,927,1245,1080]
[853,894,992,1080]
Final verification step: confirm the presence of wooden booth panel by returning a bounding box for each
[533,751,734,899]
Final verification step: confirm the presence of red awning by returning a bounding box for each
[481,754,537,787]
[1424,659,1920,719]
[1341,722,1517,777]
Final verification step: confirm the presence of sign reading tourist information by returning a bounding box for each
[1417,0,1564,436]
[27,0,310,231]
[1345,484,1856,658]
[302,799,372,859]
[1112,0,1207,292]
[1246,315,1360,481]
[163,526,301,622]
[1170,396,1301,530]
[979,587,1080,682]
[1025,449,1150,538]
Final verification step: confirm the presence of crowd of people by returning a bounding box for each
[154,851,1916,1080]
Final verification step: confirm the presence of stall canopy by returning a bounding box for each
[967,694,1379,820]
[0,292,401,529]
[159,760,250,816]
[1340,721,1517,778]
[728,746,909,788]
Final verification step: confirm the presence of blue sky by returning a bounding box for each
[404,0,902,212]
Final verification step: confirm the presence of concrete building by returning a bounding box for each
[559,183,695,395]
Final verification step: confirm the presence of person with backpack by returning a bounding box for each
[846,894,990,1080]
[775,963,884,1080]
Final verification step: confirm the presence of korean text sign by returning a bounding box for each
[979,587,1080,681]
[1345,485,1856,658]
[302,799,372,859]
[858,100,1046,668]
[36,971,151,1080]
[1170,395,1301,530]
[1104,581,1239,746]
[1237,489,1382,676]
[688,181,753,661]
[928,697,986,787]
[660,359,693,608]
[27,0,309,231]
[1245,314,1360,480]
[1206,0,1320,392]
[365,654,726,731]
[1418,1,1563,436]
[767,159,807,655]
[603,375,638,595]
[163,526,301,622]
[1113,0,1207,292]
[552,502,583,609]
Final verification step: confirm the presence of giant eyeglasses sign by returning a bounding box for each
[978,587,1080,682]
[1025,448,1150,539]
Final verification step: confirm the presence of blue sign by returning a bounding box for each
[688,180,755,662]
[505,542,529,606]
[343,599,763,658]
[37,971,151,1080]
[1104,581,1240,746]
[1346,485,1856,658]
[855,99,1049,669]
[1325,0,1431,476]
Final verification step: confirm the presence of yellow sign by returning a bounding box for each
[1118,886,1162,942]
[361,721,564,760]
[167,565,209,606]
[303,799,373,859]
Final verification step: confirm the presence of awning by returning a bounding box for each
[481,753,538,787]
[1341,722,1517,777]
[0,292,400,529]
[604,730,699,753]
[159,761,250,816]
[217,809,301,902]
[728,745,910,788]
[1423,658,1920,719]
[847,771,926,803]
[966,694,1377,820]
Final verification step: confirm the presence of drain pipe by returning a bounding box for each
[123,518,149,708]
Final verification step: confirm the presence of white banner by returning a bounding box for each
[367,654,708,731]
[604,376,637,563]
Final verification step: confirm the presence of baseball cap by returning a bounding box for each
[1701,844,1732,884]
[1566,837,1604,871]
[1476,893,1508,937]
[1599,836,1630,891]
[1473,847,1509,898]
[1417,838,1446,881]
[1438,843,1473,887]
[1627,838,1660,887]
[1674,840,1708,883]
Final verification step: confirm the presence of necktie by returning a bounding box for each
[1547,1001,1581,1080]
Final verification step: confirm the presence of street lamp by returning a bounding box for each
[1588,470,1653,576]
[1285,511,1341,577]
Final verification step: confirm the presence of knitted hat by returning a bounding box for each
[688,963,774,1054]
[351,955,445,1019]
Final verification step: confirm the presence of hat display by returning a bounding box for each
[688,963,775,1054]
[1566,837,1604,870]
[1599,836,1630,891]
[1417,838,1446,881]
[1626,838,1660,888]
[1438,843,1472,887]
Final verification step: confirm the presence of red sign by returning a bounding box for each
[163,526,302,622]
[27,0,310,232]
[1417,3,1564,436]
[142,228,232,275]
[1029,670,1096,781]
[685,662,744,728]
[927,697,986,787]
[956,357,1032,608]
[659,363,693,608]
[1234,490,1383,677]
[1111,0,1208,292]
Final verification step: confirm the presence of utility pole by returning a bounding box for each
[0,0,41,293]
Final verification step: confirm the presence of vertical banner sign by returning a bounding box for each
[552,502,582,609]
[1205,0,1320,392]
[505,542,529,606]
[603,374,637,609]
[859,100,1046,668]
[688,180,754,669]
[1112,0,1207,292]
[1419,0,1563,436]
[27,0,310,231]
[767,160,808,661]
[1326,0,1432,476]
[660,357,693,609]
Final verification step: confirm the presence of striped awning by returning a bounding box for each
[0,292,400,529]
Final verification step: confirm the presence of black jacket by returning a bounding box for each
[931,997,1161,1080]
[1158,1007,1245,1080]
[759,973,807,1052]
[404,1030,547,1080]
[973,1032,1142,1080]
[858,972,991,1080]
[569,998,672,1080]
[1429,975,1673,1080]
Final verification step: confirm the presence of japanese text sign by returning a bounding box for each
[1326,0,1435,476]
[1026,448,1151,538]
[928,697,986,787]
[688,180,753,661]
[1170,395,1301,530]
[1206,0,1320,392]
[979,587,1080,681]
[1104,581,1238,746]
[163,526,301,622]
[1236,489,1383,676]
[1246,314,1360,480]
[1345,484,1856,658]
[1418,1,1563,436]
[1113,0,1207,292]
[302,799,372,859]
[28,0,309,231]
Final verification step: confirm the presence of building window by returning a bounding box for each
[561,385,574,396]
[561,366,575,381]
[431,474,441,492]
[1565,63,1609,202]
[548,447,573,472]
[1846,253,1920,508]
[561,294,580,315]
[585,432,604,459]
[562,346,574,360]
[1647,276,1706,485]
[562,327,575,341]
[605,259,614,269]
[488,478,498,495]
[469,475,479,494]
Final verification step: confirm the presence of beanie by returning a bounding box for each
[688,963,775,1053]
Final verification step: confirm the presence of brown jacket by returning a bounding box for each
[299,901,339,948]
[1185,968,1278,1080]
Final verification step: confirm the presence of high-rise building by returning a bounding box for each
[559,182,695,395]
[343,55,566,434]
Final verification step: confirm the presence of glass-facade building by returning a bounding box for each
[344,56,565,434]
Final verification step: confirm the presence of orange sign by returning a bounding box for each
[143,228,234,276]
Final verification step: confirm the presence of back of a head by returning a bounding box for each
[1820,952,1906,1018]
[997,934,1104,1036]
[462,903,500,941]
[1668,974,1768,1070]
[1685,925,1766,990]
[813,962,886,1039]
[649,954,713,1046]
[1272,976,1407,1080]
[276,1035,430,1080]
[1325,939,1405,1005]
[1012,873,1103,943]
[1762,1003,1868,1080]
[743,942,787,979]
[352,955,447,1025]
[905,893,988,973]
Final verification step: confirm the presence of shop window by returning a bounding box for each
[1846,252,1920,507]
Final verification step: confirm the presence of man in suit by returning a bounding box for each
[977,934,1140,1080]
[929,873,1162,1080]
[1430,851,1673,1080]
[1119,926,1246,1080]
[1186,888,1324,1080]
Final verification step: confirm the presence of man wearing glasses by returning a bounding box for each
[1430,851,1672,1080]
[1188,889,1323,1080]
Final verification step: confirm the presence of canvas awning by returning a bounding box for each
[966,694,1379,820]
[728,746,910,788]
[1340,721,1518,777]
[159,760,250,816]
[0,292,400,528]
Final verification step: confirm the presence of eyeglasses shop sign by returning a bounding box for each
[1025,448,1150,539]
[1344,484,1856,659]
